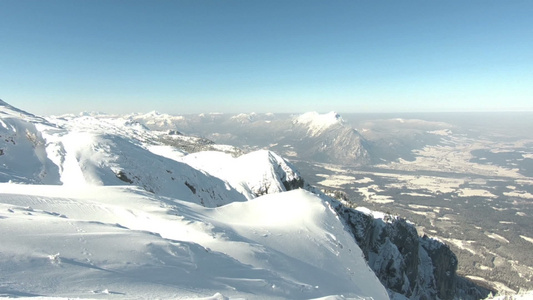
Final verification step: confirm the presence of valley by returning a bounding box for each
[2,99,532,299]
[159,111,533,295]
[294,117,533,294]
[3,1,532,299]
[303,161,533,293]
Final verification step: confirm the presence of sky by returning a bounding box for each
[1,0,532,115]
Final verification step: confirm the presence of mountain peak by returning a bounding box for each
[146,110,161,116]
[230,112,257,123]
[294,111,343,136]
[0,99,48,123]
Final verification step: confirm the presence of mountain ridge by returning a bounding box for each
[0,99,492,299]
[128,111,372,166]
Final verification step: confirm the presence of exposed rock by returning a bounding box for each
[115,170,133,184]
[334,204,491,300]
[282,176,304,191]
[291,121,371,166]
[245,150,304,197]
[184,181,196,194]
[420,236,457,299]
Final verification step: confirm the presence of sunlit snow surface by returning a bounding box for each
[294,111,342,137]
[1,101,387,299]
[0,184,387,299]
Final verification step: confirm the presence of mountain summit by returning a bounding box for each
[0,100,389,299]
[0,100,492,299]
[294,111,343,136]
[290,111,370,165]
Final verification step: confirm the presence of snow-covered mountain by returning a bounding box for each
[294,111,344,137]
[180,150,304,199]
[289,112,370,165]
[130,111,371,166]
[0,100,387,299]
[1,102,246,207]
[0,100,60,184]
[0,100,491,299]
[1,184,389,299]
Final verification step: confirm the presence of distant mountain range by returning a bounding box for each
[0,99,491,299]
[129,110,372,166]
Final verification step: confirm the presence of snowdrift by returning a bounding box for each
[0,184,388,299]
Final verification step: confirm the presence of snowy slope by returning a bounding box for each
[126,111,370,166]
[1,103,247,207]
[291,112,370,165]
[43,125,246,207]
[294,111,343,137]
[0,100,60,184]
[1,100,389,299]
[0,183,388,300]
[128,110,185,129]
[180,150,304,199]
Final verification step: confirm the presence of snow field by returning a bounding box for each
[0,183,388,299]
[1,100,388,299]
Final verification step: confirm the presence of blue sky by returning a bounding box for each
[1,0,532,115]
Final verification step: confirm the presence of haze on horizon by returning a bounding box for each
[1,1,532,116]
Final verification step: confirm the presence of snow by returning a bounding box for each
[520,235,533,244]
[504,190,533,199]
[427,129,451,136]
[457,188,497,199]
[1,100,388,299]
[146,144,187,160]
[402,192,433,197]
[355,207,393,221]
[487,290,533,300]
[378,136,527,179]
[354,177,373,184]
[317,174,357,188]
[357,186,394,204]
[0,105,249,207]
[378,172,465,194]
[128,111,184,128]
[485,232,510,244]
[440,238,477,255]
[0,104,60,184]
[408,204,433,210]
[230,112,257,123]
[294,111,342,136]
[0,184,388,299]
[180,150,302,199]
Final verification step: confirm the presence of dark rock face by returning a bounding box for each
[334,205,491,300]
[420,236,457,300]
[273,156,305,192]
[290,123,371,166]
[115,170,134,184]
[281,177,304,191]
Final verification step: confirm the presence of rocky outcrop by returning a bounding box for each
[334,204,491,300]
[291,120,371,166]
[420,236,457,299]
[282,176,304,191]
[243,150,304,197]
